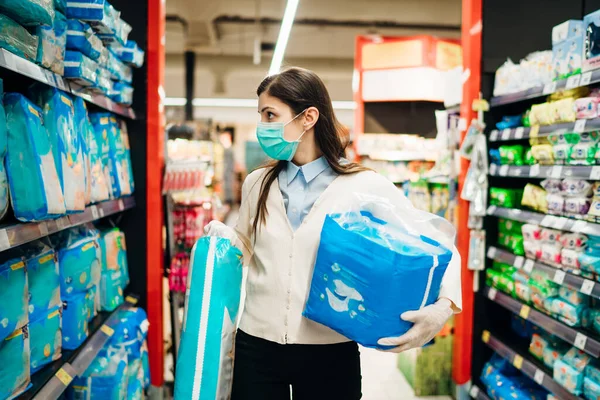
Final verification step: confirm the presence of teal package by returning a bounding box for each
[0,326,30,399]
[26,244,60,322]
[559,286,589,306]
[61,291,89,350]
[0,258,28,342]
[5,93,66,221]
[36,12,67,75]
[100,270,124,311]
[99,228,125,311]
[111,82,133,106]
[54,0,66,13]
[88,113,114,199]
[586,362,600,383]
[99,227,129,288]
[0,14,39,62]
[118,120,135,193]
[64,51,98,87]
[69,345,129,400]
[584,377,600,400]
[174,237,243,400]
[127,363,144,400]
[29,306,61,373]
[86,285,98,322]
[554,358,584,395]
[0,79,8,220]
[58,233,100,296]
[141,340,150,389]
[0,0,54,27]
[580,251,600,274]
[73,97,92,205]
[108,307,148,360]
[117,231,129,287]
[29,85,86,213]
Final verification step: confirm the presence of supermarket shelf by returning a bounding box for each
[488,164,600,180]
[469,385,491,400]
[487,206,600,236]
[481,329,582,400]
[17,295,139,400]
[361,150,438,162]
[487,246,600,300]
[489,118,600,142]
[483,286,600,358]
[0,197,135,253]
[0,49,136,119]
[490,69,600,107]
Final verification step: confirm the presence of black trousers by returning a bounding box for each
[231,330,362,400]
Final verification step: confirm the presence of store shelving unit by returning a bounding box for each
[486,206,600,235]
[488,164,600,180]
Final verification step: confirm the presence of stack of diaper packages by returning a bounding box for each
[554,347,592,395]
[98,227,129,311]
[529,333,569,370]
[480,353,547,400]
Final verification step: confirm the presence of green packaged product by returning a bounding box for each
[490,187,522,208]
[498,218,524,235]
[499,145,525,165]
[486,269,515,296]
[524,147,536,165]
[530,279,559,313]
[0,0,54,27]
[498,233,525,256]
[492,261,516,275]
[0,14,38,62]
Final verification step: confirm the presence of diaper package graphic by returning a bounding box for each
[304,193,455,349]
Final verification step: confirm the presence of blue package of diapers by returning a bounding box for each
[58,229,101,296]
[119,120,134,194]
[89,114,114,199]
[36,12,67,75]
[86,285,98,322]
[29,85,86,213]
[111,82,133,106]
[99,228,128,311]
[5,93,66,221]
[0,79,9,221]
[66,0,105,21]
[26,242,60,322]
[174,237,243,400]
[29,306,61,373]
[0,0,55,27]
[65,51,98,87]
[108,307,148,360]
[62,291,89,350]
[0,326,30,399]
[69,345,129,400]
[110,40,144,68]
[67,19,104,61]
[304,196,455,349]
[141,340,150,389]
[73,97,91,205]
[0,258,28,342]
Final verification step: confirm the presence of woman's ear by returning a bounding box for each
[303,106,320,131]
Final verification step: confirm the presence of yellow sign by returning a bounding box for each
[513,355,524,369]
[101,325,114,337]
[472,99,490,112]
[482,330,490,343]
[125,295,138,305]
[28,105,40,118]
[519,305,531,319]
[55,368,73,386]
[10,261,25,271]
[39,254,54,264]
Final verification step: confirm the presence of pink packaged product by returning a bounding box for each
[561,248,581,269]
[564,197,591,215]
[561,233,588,250]
[575,97,600,119]
[541,243,562,265]
[547,193,565,215]
[541,228,562,244]
[525,240,542,260]
[522,224,542,241]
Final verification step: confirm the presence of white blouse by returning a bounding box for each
[234,168,462,345]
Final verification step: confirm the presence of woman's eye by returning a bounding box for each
[267,112,275,120]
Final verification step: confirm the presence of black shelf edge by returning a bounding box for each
[488,118,600,142]
[483,286,600,359]
[17,295,140,400]
[469,385,491,400]
[0,49,136,120]
[487,206,600,236]
[490,69,600,108]
[487,246,600,300]
[0,197,135,253]
[481,329,582,400]
[489,164,600,180]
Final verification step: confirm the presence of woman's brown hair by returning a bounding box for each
[252,67,368,235]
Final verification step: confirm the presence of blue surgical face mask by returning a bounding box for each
[256,109,308,161]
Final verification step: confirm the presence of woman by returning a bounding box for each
[205,67,461,400]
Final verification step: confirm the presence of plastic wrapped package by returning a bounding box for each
[174,236,243,400]
[0,258,28,342]
[555,358,584,395]
[0,327,30,399]
[119,120,134,193]
[5,93,66,220]
[490,187,522,208]
[95,67,113,95]
[543,341,569,369]
[29,306,61,372]
[86,285,98,321]
[530,333,548,360]
[586,363,600,384]
[73,98,92,205]
[55,0,66,13]
[0,14,39,62]
[546,298,586,327]
[29,86,86,213]
[36,12,67,75]
[0,80,8,221]
[575,97,600,119]
[303,194,455,349]
[26,243,60,322]
[69,345,129,400]
[74,97,109,203]
[108,307,148,361]
[0,0,55,27]
[111,82,133,106]
[584,377,600,400]
[559,286,588,306]
[580,251,600,274]
[99,228,125,311]
[127,363,144,400]
[110,41,144,68]
[562,248,581,269]
[141,340,150,389]
[65,51,98,87]
[522,184,548,213]
[66,19,104,61]
[531,144,555,165]
[66,0,106,21]
[498,145,525,165]
[562,233,588,250]
[57,228,101,296]
[88,114,113,199]
[521,224,542,241]
[62,291,89,350]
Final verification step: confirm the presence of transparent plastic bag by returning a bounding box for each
[0,0,55,27]
[0,14,39,62]
[304,193,455,349]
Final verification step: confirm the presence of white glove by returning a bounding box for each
[203,220,237,243]
[377,298,453,353]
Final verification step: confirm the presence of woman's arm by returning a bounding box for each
[233,177,254,266]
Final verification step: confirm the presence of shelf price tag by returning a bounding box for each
[99,207,105,218]
[118,199,125,211]
[487,247,497,259]
[488,287,498,301]
[91,206,99,220]
[101,325,114,337]
[499,165,509,176]
[582,279,595,295]
[513,354,524,369]
[575,332,588,350]
[469,386,480,399]
[502,129,511,140]
[529,164,541,177]
[482,330,491,343]
[550,166,563,179]
[566,74,582,89]
[543,81,557,95]
[514,256,524,268]
[581,71,593,86]
[0,230,9,251]
[554,270,566,284]
[519,305,531,319]
[490,164,498,175]
[541,215,555,227]
[38,222,48,236]
[55,368,73,386]
[534,369,544,385]
[591,166,600,180]
[515,127,525,139]
[572,220,588,233]
[552,217,568,230]
[575,119,587,133]
[490,130,499,141]
[125,295,138,305]
[487,205,497,215]
[524,259,535,274]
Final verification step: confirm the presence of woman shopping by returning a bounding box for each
[204,67,462,400]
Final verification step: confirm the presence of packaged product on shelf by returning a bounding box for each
[61,290,89,350]
[66,0,106,20]
[0,0,55,27]
[584,377,600,400]
[98,228,126,311]
[565,347,592,371]
[74,97,110,203]
[524,240,542,259]
[553,20,584,44]
[586,362,600,383]
[522,224,542,241]
[57,227,101,296]
[569,132,599,166]
[575,97,600,119]
[64,50,99,87]
[108,307,148,361]
[35,12,67,75]
[26,242,60,322]
[498,145,525,165]
[489,187,522,208]
[110,40,144,68]
[73,98,92,205]
[583,10,600,71]
[552,35,583,80]
[531,144,555,165]
[498,232,525,256]
[521,184,548,213]
[141,340,150,389]
[547,297,586,327]
[29,85,86,213]
[119,120,135,193]
[127,364,144,400]
[543,341,569,369]
[562,248,581,269]
[86,285,98,321]
[0,14,39,62]
[489,148,501,165]
[515,280,532,304]
[562,179,593,197]
[96,67,114,94]
[529,333,548,360]
[495,115,522,130]
[559,286,589,306]
[555,358,585,395]
[562,233,588,250]
[55,0,66,13]
[97,17,131,46]
[105,48,129,81]
[69,345,129,400]
[481,353,548,400]
[540,243,562,266]
[29,306,61,372]
[547,193,565,215]
[565,196,592,216]
[111,81,133,106]
[541,228,563,244]
[493,52,553,97]
[66,19,104,61]
[524,147,535,165]
[0,80,8,221]
[0,326,30,399]
[498,218,524,235]
[485,268,515,296]
[530,281,559,312]
[86,2,121,37]
[580,250,600,274]
[0,257,28,342]
[174,236,243,400]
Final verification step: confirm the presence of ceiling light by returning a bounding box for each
[268,0,299,76]
[164,97,356,110]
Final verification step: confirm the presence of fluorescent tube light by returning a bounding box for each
[164,97,356,110]
[268,0,299,76]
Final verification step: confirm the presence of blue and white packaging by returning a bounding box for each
[96,67,114,95]
[65,51,99,87]
[29,306,62,373]
[0,0,55,27]
[110,41,144,68]
[141,340,150,389]
[584,10,600,71]
[0,79,9,221]
[66,0,106,21]
[174,237,243,400]
[67,19,104,61]
[99,228,128,311]
[119,120,135,194]
[108,307,148,361]
[0,326,30,399]
[111,82,133,106]
[29,85,86,214]
[127,363,144,400]
[61,291,89,350]
[555,358,584,395]
[5,93,66,221]
[73,97,92,205]
[36,12,67,75]
[0,257,28,342]
[304,194,455,349]
[69,345,129,400]
[57,228,101,296]
[552,20,584,45]
[26,242,60,322]
[86,285,99,321]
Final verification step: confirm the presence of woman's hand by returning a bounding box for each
[377,298,453,353]
[204,220,237,242]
